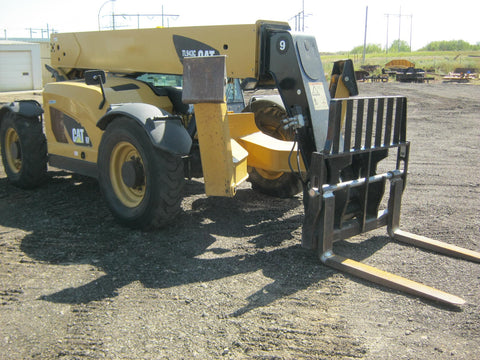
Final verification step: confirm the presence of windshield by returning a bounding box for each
[226,79,244,104]
[134,73,244,110]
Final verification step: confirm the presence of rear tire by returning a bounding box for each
[98,117,184,229]
[243,99,302,198]
[0,111,47,189]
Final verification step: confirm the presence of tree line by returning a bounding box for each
[420,40,480,51]
[350,40,480,54]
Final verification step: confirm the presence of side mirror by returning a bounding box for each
[84,70,107,110]
[85,70,106,85]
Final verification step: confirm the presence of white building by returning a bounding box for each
[0,40,43,91]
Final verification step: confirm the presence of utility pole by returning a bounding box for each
[112,0,116,30]
[407,13,413,51]
[398,7,401,51]
[385,14,389,53]
[302,0,305,32]
[162,5,165,27]
[363,6,368,63]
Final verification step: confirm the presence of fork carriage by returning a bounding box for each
[302,96,479,306]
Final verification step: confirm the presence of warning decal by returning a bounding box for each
[309,82,329,111]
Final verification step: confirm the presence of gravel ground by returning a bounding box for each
[0,82,479,359]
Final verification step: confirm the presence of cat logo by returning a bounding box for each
[72,128,90,145]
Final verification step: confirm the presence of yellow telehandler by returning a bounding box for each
[0,20,478,306]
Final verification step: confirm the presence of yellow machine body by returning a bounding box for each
[42,75,175,174]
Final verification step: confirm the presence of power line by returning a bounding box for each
[100,3,179,30]
[111,12,179,29]
[289,0,311,32]
[385,7,413,52]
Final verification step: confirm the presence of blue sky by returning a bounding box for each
[1,0,479,52]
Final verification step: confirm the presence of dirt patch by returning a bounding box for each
[0,83,479,359]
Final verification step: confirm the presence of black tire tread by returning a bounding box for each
[0,111,47,189]
[148,147,184,228]
[248,168,303,198]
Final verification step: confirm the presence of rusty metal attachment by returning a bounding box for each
[303,96,480,306]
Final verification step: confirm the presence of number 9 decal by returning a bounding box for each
[277,36,289,54]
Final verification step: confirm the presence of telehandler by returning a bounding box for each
[0,20,478,305]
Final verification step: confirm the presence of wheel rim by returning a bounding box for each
[110,141,146,208]
[4,127,22,174]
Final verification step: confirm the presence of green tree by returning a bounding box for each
[388,40,411,52]
[420,40,479,51]
[350,43,383,54]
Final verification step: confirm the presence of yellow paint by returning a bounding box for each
[109,141,145,207]
[326,254,466,306]
[231,139,249,188]
[4,127,21,173]
[236,132,305,173]
[227,112,259,138]
[394,230,480,263]
[193,103,248,197]
[227,111,305,173]
[331,76,351,99]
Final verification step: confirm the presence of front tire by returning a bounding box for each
[248,167,303,198]
[0,111,47,188]
[98,117,184,229]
